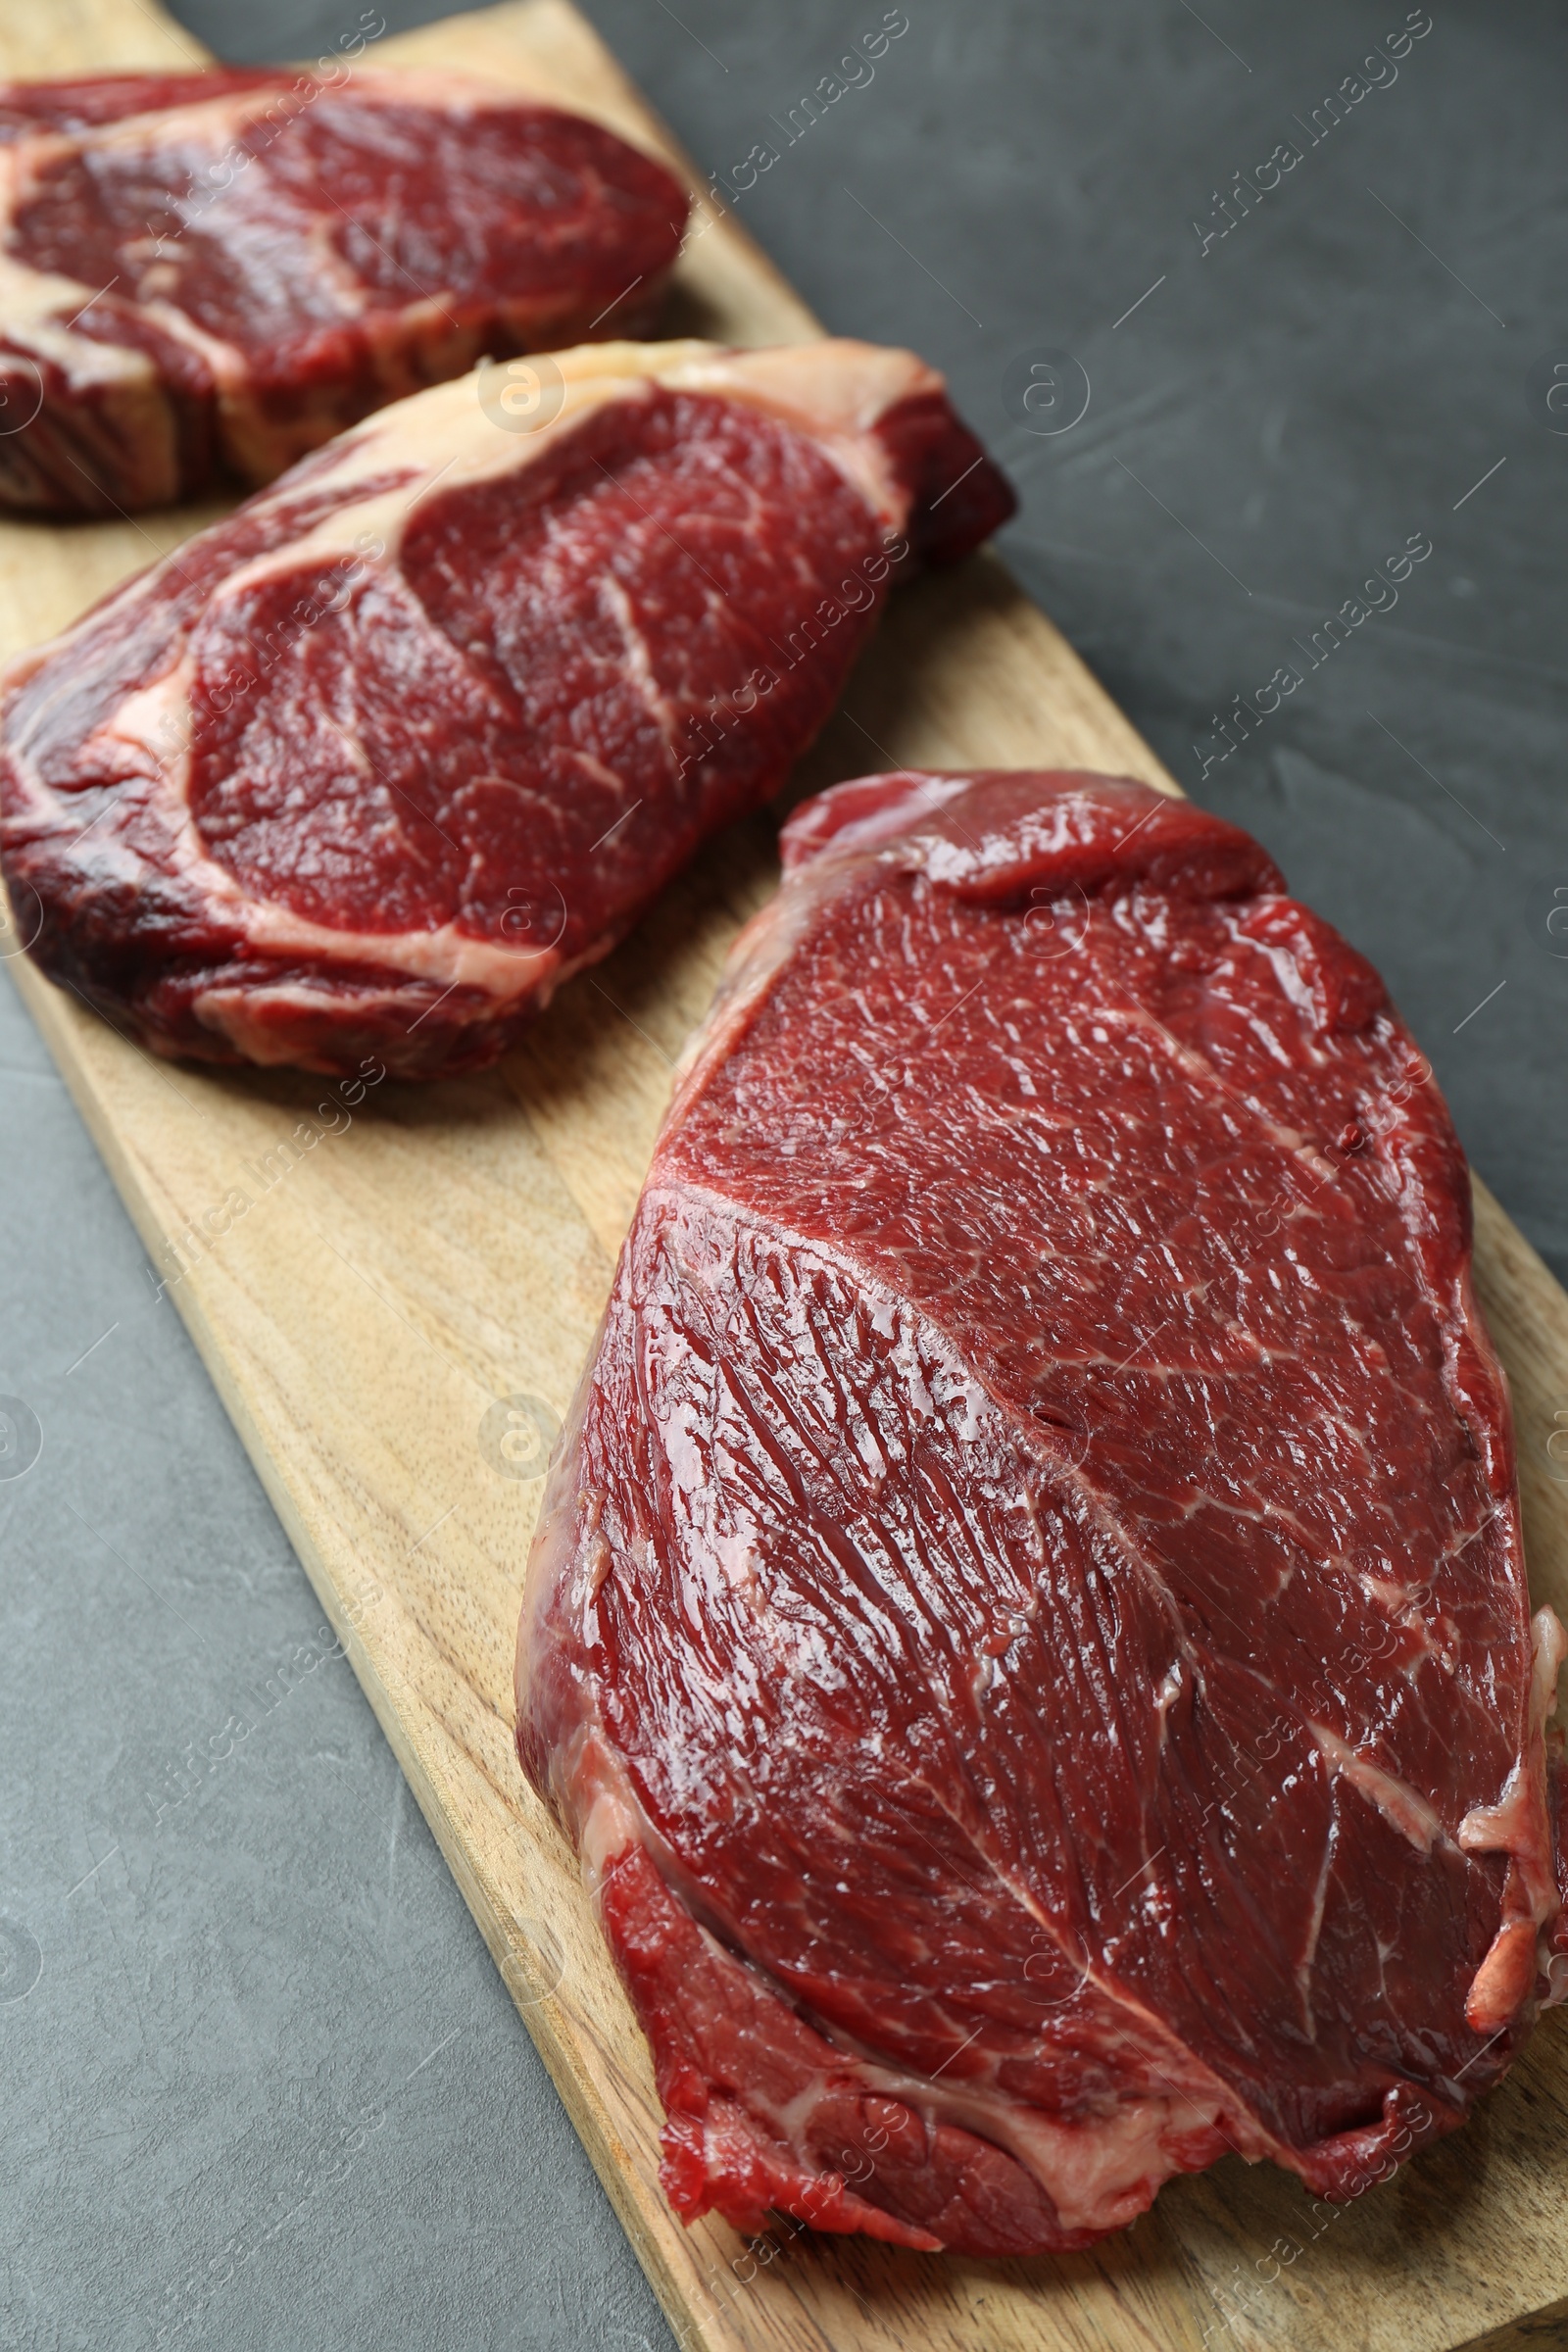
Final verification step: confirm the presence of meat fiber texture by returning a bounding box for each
[0,338,1012,1078]
[515,768,1568,2257]
[0,66,691,514]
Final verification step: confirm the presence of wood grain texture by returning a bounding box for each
[2,6,1566,2347]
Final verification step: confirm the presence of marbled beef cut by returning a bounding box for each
[0,71,284,144]
[0,67,689,513]
[0,341,1012,1076]
[516,767,1567,2255]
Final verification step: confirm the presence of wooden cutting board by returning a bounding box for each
[5,6,1567,2348]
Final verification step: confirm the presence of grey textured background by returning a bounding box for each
[2,2,1564,2346]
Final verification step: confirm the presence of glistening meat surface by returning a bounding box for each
[516,768,1567,2256]
[0,340,1012,1077]
[0,67,689,512]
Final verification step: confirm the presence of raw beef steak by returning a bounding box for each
[0,342,1012,1077]
[0,67,689,513]
[0,72,283,143]
[516,768,1567,2255]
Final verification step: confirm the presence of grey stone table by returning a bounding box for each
[2,3,1563,2345]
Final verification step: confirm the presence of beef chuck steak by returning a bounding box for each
[516,767,1567,2255]
[0,341,1013,1077]
[0,67,690,513]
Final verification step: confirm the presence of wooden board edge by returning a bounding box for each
[2,945,752,2352]
[1452,2296,1568,2352]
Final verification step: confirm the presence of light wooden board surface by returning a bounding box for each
[4,7,1567,2349]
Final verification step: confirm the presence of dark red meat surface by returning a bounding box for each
[0,71,282,142]
[516,768,1566,2255]
[0,68,688,513]
[0,340,1013,1076]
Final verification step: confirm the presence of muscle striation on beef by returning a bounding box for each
[516,768,1567,2256]
[0,67,690,513]
[0,342,1013,1077]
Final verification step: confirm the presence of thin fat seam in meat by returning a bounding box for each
[516,767,1567,2257]
[0,72,288,144]
[0,337,1013,1078]
[0,67,691,513]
